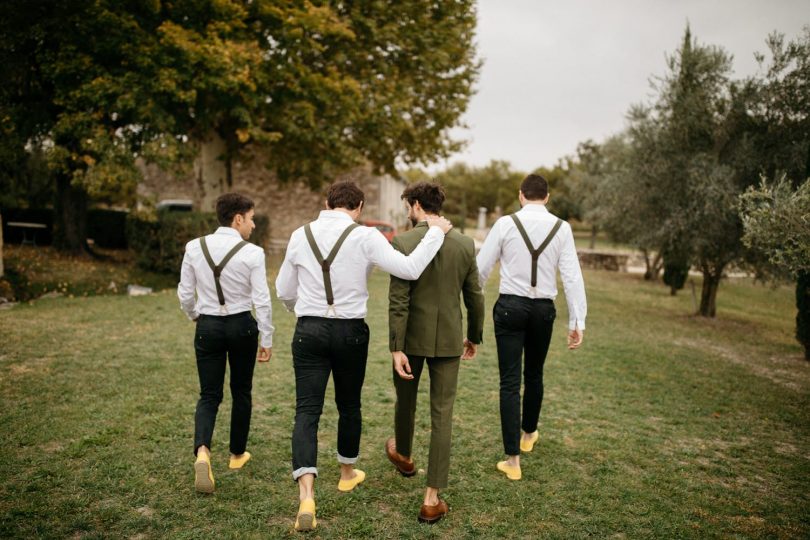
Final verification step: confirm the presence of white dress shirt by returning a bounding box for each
[177,227,275,347]
[477,204,587,330]
[276,210,444,319]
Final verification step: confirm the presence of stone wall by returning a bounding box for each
[137,152,407,252]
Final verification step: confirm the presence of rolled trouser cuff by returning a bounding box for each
[337,452,358,465]
[292,466,318,481]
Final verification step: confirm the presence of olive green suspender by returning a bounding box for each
[199,236,248,312]
[509,214,563,288]
[304,222,360,313]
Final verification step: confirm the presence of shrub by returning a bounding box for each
[87,209,129,249]
[127,211,269,274]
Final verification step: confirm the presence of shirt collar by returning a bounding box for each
[519,203,549,213]
[215,226,243,238]
[318,210,354,222]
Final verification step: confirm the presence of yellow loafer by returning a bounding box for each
[194,454,215,494]
[337,469,366,492]
[229,451,251,470]
[294,498,317,532]
[497,460,522,481]
[520,431,540,453]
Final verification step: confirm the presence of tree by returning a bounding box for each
[433,160,523,226]
[0,1,480,250]
[155,1,481,208]
[0,1,192,252]
[740,176,810,359]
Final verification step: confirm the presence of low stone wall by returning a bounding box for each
[577,250,630,272]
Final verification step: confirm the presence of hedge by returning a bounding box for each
[87,209,128,249]
[1,207,129,248]
[126,211,269,274]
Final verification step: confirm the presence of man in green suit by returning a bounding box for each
[385,182,485,524]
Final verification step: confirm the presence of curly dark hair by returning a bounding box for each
[401,182,445,214]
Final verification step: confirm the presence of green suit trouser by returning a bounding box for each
[393,355,460,489]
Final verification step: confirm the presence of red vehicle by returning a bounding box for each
[361,219,397,242]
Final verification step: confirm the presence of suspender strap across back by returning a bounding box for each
[303,222,360,307]
[509,214,563,287]
[199,236,248,306]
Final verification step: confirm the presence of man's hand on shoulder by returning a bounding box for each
[258,347,272,362]
[567,327,584,350]
[461,338,477,360]
[392,351,414,379]
[426,215,453,234]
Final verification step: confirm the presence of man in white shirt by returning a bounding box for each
[477,174,587,481]
[276,181,451,532]
[177,193,274,494]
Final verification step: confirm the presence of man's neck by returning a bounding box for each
[329,207,355,217]
[521,200,546,207]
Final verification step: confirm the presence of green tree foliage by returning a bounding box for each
[740,176,810,359]
[433,160,524,226]
[586,26,809,318]
[0,0,479,251]
[740,177,810,274]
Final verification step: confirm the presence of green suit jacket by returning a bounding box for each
[389,223,485,357]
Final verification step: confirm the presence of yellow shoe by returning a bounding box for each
[194,454,215,494]
[337,469,366,492]
[520,431,540,453]
[294,498,317,532]
[229,451,252,470]
[497,460,522,481]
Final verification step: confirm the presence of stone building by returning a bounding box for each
[137,154,407,252]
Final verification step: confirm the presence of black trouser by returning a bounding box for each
[291,317,369,480]
[493,294,555,456]
[193,311,258,456]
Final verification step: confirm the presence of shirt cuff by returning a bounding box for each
[569,319,585,331]
[261,335,273,348]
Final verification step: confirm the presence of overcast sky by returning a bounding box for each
[441,0,809,173]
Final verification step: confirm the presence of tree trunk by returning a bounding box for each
[54,173,88,254]
[698,266,723,317]
[643,249,663,281]
[796,271,809,361]
[589,225,597,249]
[194,130,228,212]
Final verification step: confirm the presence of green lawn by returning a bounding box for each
[0,268,808,539]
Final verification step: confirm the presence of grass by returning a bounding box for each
[0,245,176,301]
[0,265,808,539]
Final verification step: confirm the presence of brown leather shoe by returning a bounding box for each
[418,498,448,524]
[385,437,416,477]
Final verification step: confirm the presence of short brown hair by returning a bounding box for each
[216,192,255,226]
[401,182,445,214]
[326,181,365,210]
[520,174,549,200]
